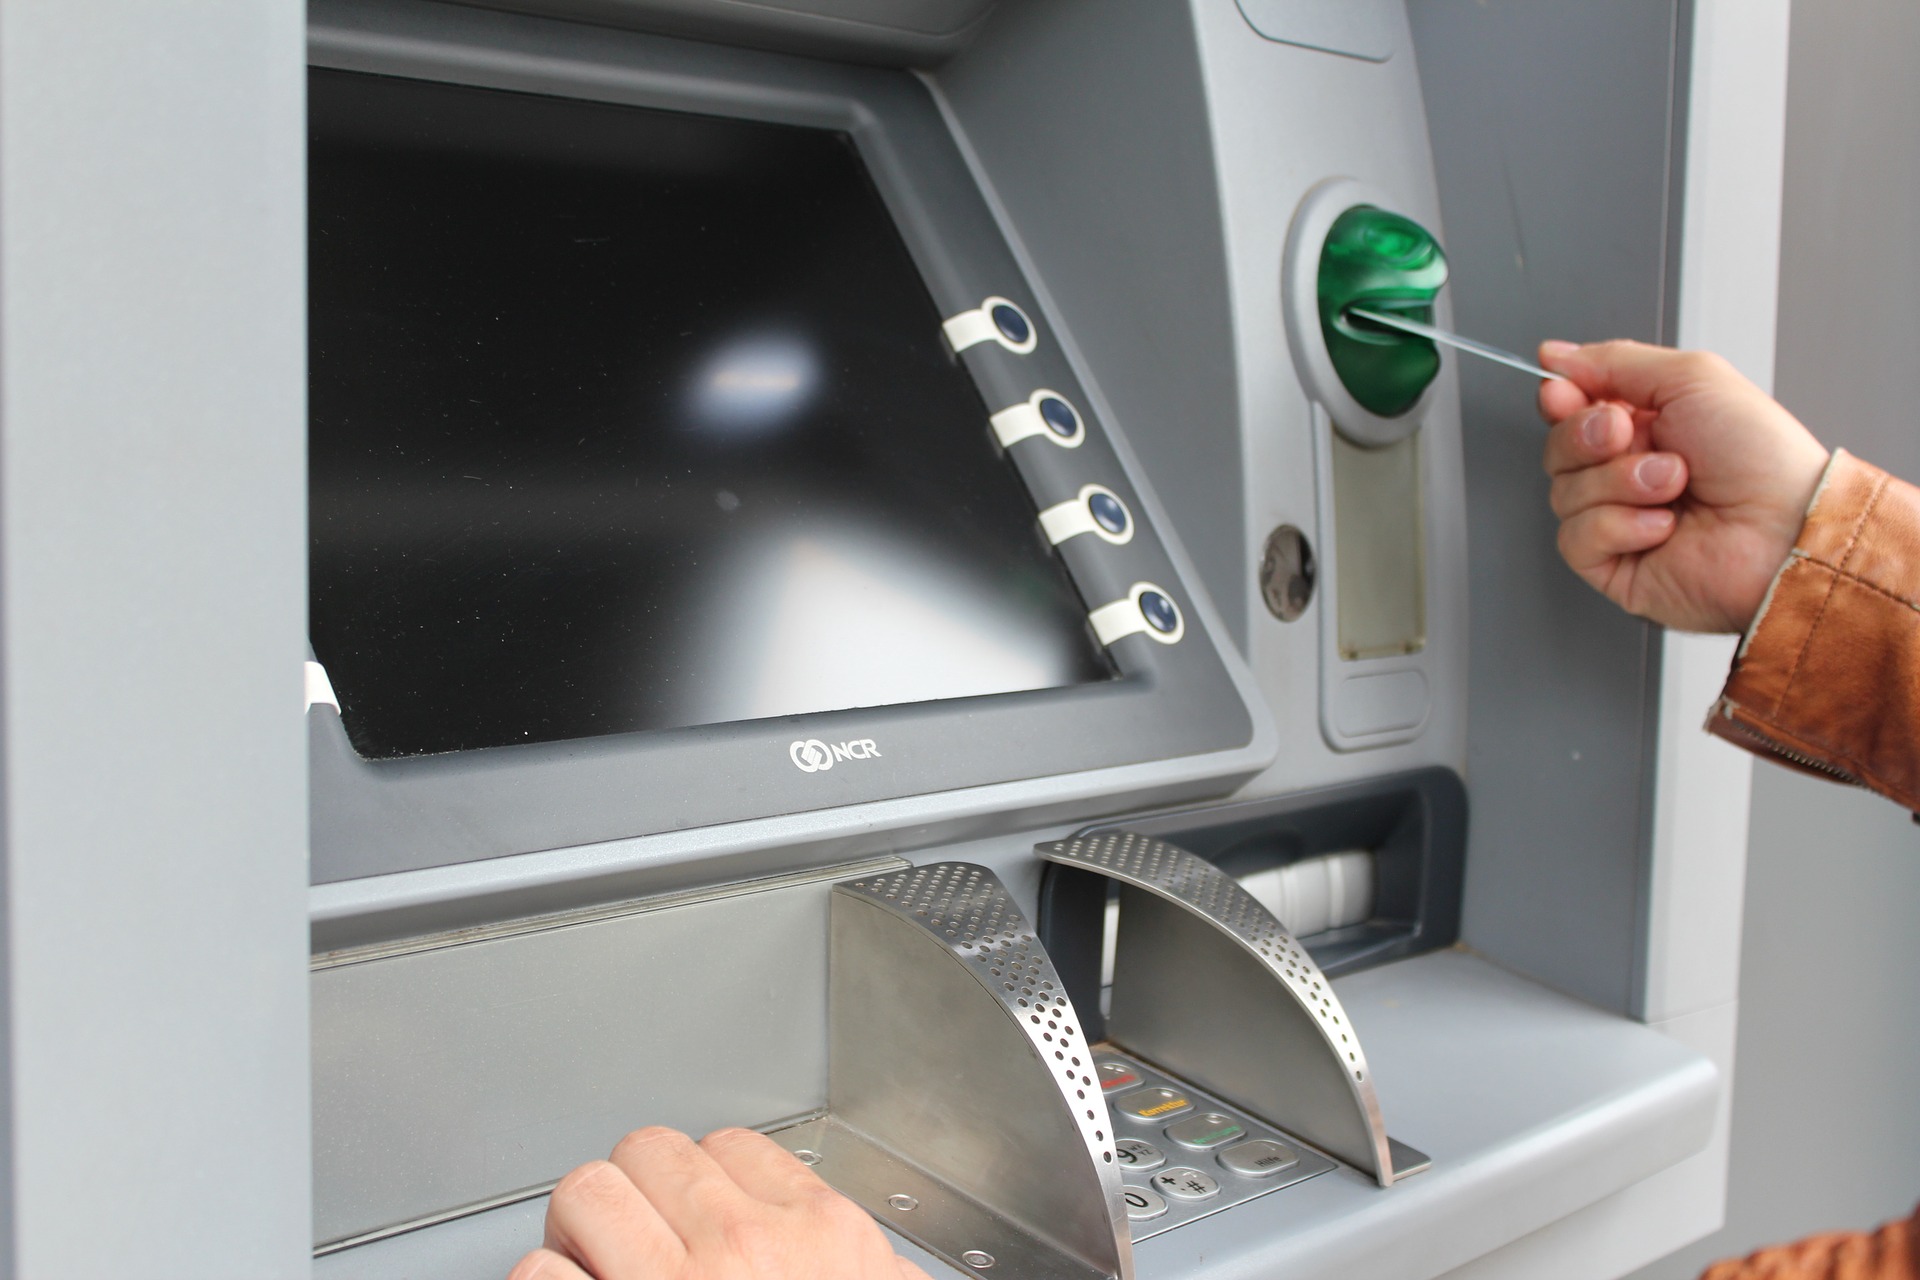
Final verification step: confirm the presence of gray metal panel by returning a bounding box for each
[0,0,311,1274]
[930,0,1249,649]
[311,858,900,1246]
[315,950,1717,1280]
[1404,0,1688,1014]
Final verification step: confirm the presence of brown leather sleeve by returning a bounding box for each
[1697,1202,1920,1280]
[1708,450,1920,811]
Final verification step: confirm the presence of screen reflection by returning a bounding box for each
[690,333,820,436]
[682,520,1083,727]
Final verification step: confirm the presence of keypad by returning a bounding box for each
[1092,1047,1336,1243]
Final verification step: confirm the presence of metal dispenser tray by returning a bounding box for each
[1035,832,1429,1187]
[767,862,1133,1280]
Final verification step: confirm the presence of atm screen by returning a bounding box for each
[308,70,1112,761]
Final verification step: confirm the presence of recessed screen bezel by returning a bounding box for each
[306,5,1262,888]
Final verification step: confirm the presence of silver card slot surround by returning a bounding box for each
[767,862,1133,1280]
[1035,832,1428,1186]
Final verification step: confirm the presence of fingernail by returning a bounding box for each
[1637,507,1675,529]
[1635,454,1679,490]
[1580,405,1613,451]
[1541,339,1579,360]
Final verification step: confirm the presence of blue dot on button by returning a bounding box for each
[1140,591,1179,634]
[1089,492,1129,535]
[992,303,1032,345]
[1039,396,1079,438]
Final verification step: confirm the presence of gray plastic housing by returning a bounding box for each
[453,0,998,67]
[305,0,1276,917]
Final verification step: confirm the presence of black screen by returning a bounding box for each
[308,70,1112,760]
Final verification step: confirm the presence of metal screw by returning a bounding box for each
[886,1194,918,1212]
[791,1149,821,1166]
[961,1250,995,1269]
[1259,524,1316,622]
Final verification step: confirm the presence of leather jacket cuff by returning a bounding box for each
[1707,450,1920,810]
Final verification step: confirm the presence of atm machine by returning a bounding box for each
[0,1,1775,1278]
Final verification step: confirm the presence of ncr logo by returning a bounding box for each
[789,738,883,773]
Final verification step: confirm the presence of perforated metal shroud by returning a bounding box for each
[1036,831,1401,1185]
[768,862,1133,1280]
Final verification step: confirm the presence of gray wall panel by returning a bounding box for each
[0,0,311,1273]
[1405,0,1684,1014]
[1633,1,1920,1273]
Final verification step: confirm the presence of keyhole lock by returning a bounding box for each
[1260,525,1316,622]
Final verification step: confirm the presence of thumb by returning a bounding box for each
[1539,339,1702,411]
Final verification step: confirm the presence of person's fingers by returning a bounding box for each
[1543,402,1632,477]
[896,1255,936,1279]
[544,1159,685,1277]
[608,1126,755,1248]
[698,1128,832,1207]
[1550,451,1689,520]
[1540,339,1739,411]
[507,1247,594,1280]
[1556,504,1677,576]
[1537,350,1593,424]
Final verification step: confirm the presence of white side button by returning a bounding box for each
[942,295,1037,354]
[1089,583,1184,647]
[989,389,1084,449]
[1039,485,1132,546]
[305,660,340,713]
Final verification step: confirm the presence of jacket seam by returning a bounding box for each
[1769,559,1842,721]
[1833,469,1888,574]
[1812,562,1920,614]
